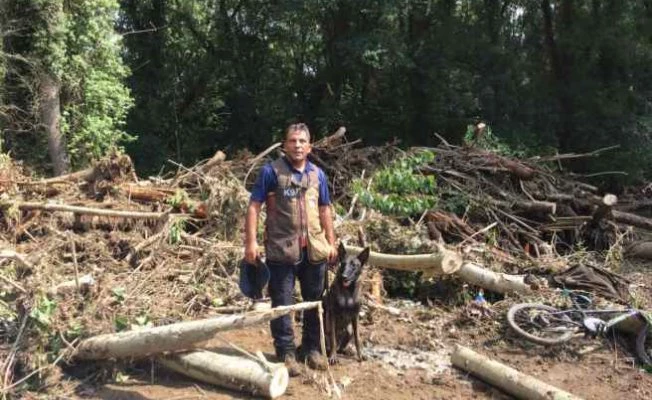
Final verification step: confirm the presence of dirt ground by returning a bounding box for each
[67,298,652,400]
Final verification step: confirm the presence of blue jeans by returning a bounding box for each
[268,250,326,357]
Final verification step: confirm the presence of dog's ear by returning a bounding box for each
[357,247,371,266]
[338,242,346,260]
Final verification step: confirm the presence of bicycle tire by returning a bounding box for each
[507,303,577,345]
[635,323,651,365]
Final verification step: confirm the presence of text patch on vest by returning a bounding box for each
[283,187,300,198]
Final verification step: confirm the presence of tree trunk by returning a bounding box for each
[612,210,652,231]
[625,241,652,260]
[451,345,583,400]
[40,72,69,175]
[457,263,532,294]
[542,0,575,152]
[159,350,288,399]
[590,194,618,223]
[342,244,463,276]
[75,301,321,360]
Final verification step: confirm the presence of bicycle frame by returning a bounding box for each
[546,291,644,335]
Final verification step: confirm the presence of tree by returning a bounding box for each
[1,0,133,174]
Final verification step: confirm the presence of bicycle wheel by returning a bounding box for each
[507,303,578,345]
[635,323,651,365]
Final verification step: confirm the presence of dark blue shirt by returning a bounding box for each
[250,158,331,206]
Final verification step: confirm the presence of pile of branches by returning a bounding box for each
[1,126,651,396]
[0,127,401,395]
[407,137,652,270]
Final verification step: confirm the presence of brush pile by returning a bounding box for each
[1,127,651,396]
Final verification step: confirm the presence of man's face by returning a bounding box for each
[283,129,311,164]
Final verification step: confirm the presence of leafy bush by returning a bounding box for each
[353,150,438,216]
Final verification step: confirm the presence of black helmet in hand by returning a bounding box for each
[238,257,270,299]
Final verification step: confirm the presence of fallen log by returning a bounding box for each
[491,155,536,181]
[456,263,532,294]
[75,301,321,360]
[342,244,463,277]
[119,184,173,203]
[541,216,592,232]
[618,199,652,212]
[198,150,227,174]
[342,245,530,293]
[36,166,97,184]
[159,350,288,399]
[451,345,583,400]
[470,150,536,180]
[37,153,136,184]
[625,241,652,260]
[425,211,475,237]
[312,126,347,149]
[612,210,652,231]
[5,201,169,220]
[173,150,227,186]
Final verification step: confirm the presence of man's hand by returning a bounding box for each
[327,244,338,265]
[245,201,262,264]
[244,242,259,264]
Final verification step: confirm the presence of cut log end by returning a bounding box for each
[602,194,618,207]
[268,366,290,399]
[440,252,464,274]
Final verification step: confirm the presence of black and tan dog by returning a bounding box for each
[323,242,370,364]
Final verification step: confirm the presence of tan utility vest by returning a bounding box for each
[264,158,331,264]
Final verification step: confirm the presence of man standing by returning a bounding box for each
[244,123,337,376]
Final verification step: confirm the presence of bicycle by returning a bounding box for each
[506,291,652,364]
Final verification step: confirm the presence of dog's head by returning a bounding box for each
[336,242,370,288]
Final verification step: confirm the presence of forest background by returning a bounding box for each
[1,0,651,188]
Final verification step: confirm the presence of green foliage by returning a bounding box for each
[1,0,134,171]
[111,286,126,303]
[166,189,190,209]
[65,321,84,340]
[32,0,67,78]
[29,295,57,330]
[2,0,651,181]
[114,315,129,331]
[169,219,186,245]
[354,151,438,216]
[61,0,135,166]
[464,124,527,158]
[384,270,421,298]
[439,189,470,216]
[131,313,152,330]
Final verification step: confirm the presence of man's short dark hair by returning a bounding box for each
[285,123,311,142]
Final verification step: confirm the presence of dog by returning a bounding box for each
[323,242,370,364]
